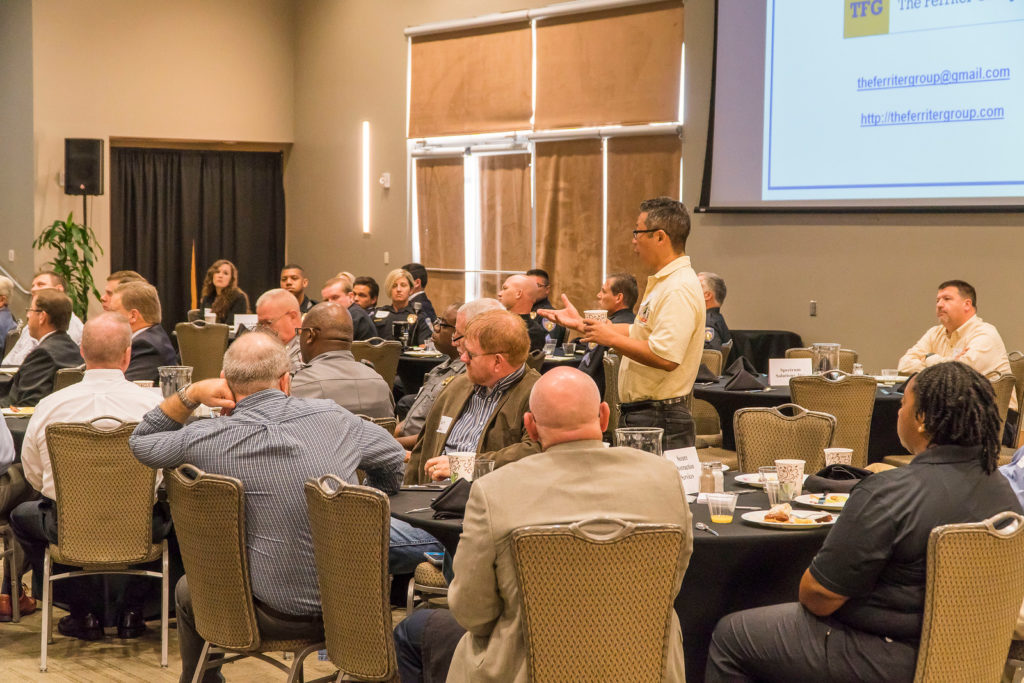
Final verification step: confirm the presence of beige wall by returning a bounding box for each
[29,0,295,315]
[681,0,1023,370]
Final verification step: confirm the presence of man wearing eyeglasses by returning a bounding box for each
[395,299,504,449]
[540,197,705,451]
[403,310,541,486]
[290,302,394,418]
[255,288,304,373]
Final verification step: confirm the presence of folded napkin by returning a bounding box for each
[431,478,472,519]
[723,369,766,391]
[724,356,759,377]
[804,464,873,494]
[696,363,718,382]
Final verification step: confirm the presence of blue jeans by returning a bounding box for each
[389,518,443,575]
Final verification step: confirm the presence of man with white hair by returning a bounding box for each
[0,276,17,352]
[393,367,693,682]
[8,313,164,637]
[497,274,546,353]
[3,271,85,365]
[256,287,303,372]
[129,331,405,683]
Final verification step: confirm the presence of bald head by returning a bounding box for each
[300,302,354,363]
[498,275,536,314]
[81,312,132,369]
[525,367,609,448]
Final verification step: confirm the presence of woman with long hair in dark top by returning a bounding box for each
[199,259,250,324]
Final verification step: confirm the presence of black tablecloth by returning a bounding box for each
[396,352,584,396]
[693,376,904,463]
[390,474,832,681]
[729,330,804,373]
[5,415,29,460]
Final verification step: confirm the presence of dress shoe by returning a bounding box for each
[117,609,147,639]
[0,586,36,621]
[57,613,105,641]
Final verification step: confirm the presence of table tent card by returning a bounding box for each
[768,357,813,386]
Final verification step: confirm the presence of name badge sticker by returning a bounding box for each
[437,416,453,434]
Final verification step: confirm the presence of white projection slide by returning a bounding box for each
[762,0,1023,202]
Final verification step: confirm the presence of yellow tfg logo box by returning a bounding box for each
[844,0,890,38]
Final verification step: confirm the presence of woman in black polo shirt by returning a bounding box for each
[707,362,1023,683]
[371,268,430,347]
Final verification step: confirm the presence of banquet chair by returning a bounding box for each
[525,349,545,372]
[351,338,402,390]
[734,404,836,473]
[41,418,169,672]
[701,349,723,376]
[53,367,85,392]
[0,521,22,622]
[511,518,685,683]
[175,321,230,381]
[785,347,859,374]
[304,475,398,682]
[790,372,876,468]
[165,464,326,683]
[186,308,202,323]
[1007,639,1024,683]
[603,353,621,436]
[720,339,733,366]
[406,561,448,614]
[693,398,723,448]
[1009,352,1024,449]
[913,511,1024,683]
[355,415,399,484]
[4,327,19,358]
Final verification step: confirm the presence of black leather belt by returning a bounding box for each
[619,396,687,411]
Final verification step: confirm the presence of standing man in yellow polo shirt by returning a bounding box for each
[540,197,704,449]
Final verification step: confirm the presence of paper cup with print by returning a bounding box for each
[583,310,608,321]
[448,453,476,482]
[824,448,853,467]
[774,459,805,502]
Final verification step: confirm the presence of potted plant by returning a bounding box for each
[32,212,103,320]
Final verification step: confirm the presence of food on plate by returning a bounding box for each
[764,503,792,522]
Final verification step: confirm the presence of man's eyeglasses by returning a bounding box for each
[258,312,289,327]
[632,228,661,239]
[433,319,456,332]
[462,347,508,361]
[294,327,316,336]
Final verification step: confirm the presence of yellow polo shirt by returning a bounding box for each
[619,255,706,403]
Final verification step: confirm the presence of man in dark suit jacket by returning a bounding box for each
[1,289,83,407]
[577,273,638,399]
[403,262,436,321]
[109,281,178,383]
[321,276,376,341]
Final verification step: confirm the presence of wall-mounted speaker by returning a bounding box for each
[64,138,104,195]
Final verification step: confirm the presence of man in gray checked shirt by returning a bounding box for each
[129,331,404,683]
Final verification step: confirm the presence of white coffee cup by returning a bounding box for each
[448,452,476,482]
[774,459,806,502]
[824,448,853,467]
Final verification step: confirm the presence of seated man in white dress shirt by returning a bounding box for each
[9,312,166,641]
[2,271,84,366]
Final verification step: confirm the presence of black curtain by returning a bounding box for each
[110,147,285,331]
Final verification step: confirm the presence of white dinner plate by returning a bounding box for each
[734,473,807,488]
[794,493,849,511]
[741,509,838,529]
[404,349,443,358]
[2,407,34,417]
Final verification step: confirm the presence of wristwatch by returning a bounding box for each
[176,384,200,411]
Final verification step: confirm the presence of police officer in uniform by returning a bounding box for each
[699,272,731,351]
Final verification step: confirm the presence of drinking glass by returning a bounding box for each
[614,427,664,456]
[764,480,782,506]
[706,492,738,524]
[158,366,193,399]
[473,459,495,479]
[562,342,576,355]
[542,341,556,356]
[758,466,777,485]
[881,368,899,383]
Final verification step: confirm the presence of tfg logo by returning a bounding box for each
[844,0,890,38]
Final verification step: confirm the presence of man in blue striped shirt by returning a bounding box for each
[130,331,404,683]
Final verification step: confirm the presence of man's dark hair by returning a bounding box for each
[526,268,550,286]
[402,263,428,288]
[282,263,305,275]
[938,279,977,309]
[639,197,690,252]
[34,270,67,290]
[607,272,638,309]
[33,289,72,332]
[353,276,379,300]
[912,362,1001,472]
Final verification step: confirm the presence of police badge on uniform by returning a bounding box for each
[705,327,715,343]
[407,313,418,325]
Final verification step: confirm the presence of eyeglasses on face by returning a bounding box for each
[462,347,508,361]
[258,312,290,327]
[433,319,456,332]
[632,228,661,238]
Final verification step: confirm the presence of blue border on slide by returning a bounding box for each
[764,0,1023,192]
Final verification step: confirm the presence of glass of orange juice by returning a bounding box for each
[706,492,738,524]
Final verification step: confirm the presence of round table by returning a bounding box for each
[693,376,903,463]
[389,473,832,681]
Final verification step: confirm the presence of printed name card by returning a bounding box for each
[233,314,257,329]
[665,447,702,494]
[768,358,813,386]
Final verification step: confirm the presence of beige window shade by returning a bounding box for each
[409,23,532,139]
[479,154,532,297]
[605,134,682,305]
[535,139,603,310]
[535,1,684,130]
[416,157,466,313]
